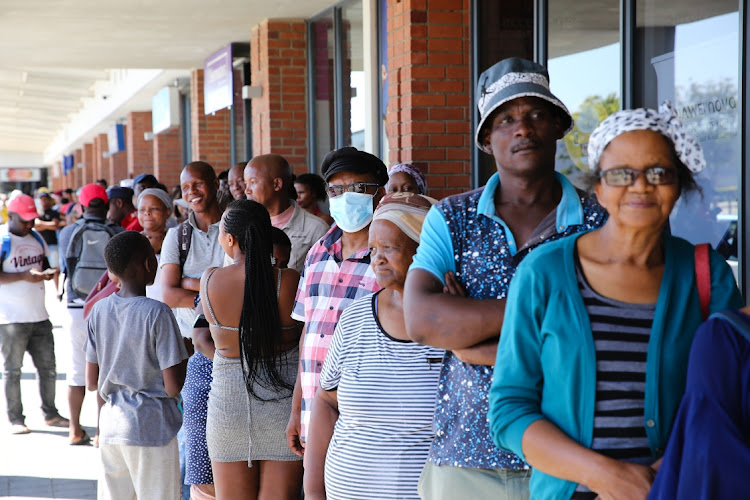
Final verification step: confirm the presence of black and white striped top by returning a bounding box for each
[572,258,655,500]
[319,291,445,500]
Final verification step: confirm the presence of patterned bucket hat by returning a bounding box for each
[475,57,573,153]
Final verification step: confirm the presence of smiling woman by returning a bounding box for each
[488,103,743,500]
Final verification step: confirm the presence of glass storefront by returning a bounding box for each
[342,1,366,150]
[547,0,620,187]
[308,0,369,172]
[475,0,534,186]
[634,2,740,271]
[474,0,744,286]
[310,14,336,169]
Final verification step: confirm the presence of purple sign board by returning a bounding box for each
[204,45,233,115]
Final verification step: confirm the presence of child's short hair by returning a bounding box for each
[271,227,292,250]
[104,231,152,278]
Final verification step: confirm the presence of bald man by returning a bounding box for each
[244,154,330,273]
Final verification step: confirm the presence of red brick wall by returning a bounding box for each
[251,19,308,174]
[190,69,232,171]
[153,127,182,190]
[386,0,471,199]
[93,134,109,183]
[73,149,82,189]
[127,111,154,178]
[109,151,128,185]
[52,163,62,190]
[82,143,94,186]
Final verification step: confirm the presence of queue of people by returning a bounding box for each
[1,54,747,500]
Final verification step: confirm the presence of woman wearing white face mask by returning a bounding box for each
[285,147,388,459]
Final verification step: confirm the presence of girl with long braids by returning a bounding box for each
[200,199,303,499]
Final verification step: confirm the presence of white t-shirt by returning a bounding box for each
[146,254,164,303]
[320,291,445,500]
[0,227,49,324]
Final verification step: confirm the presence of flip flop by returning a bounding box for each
[70,431,91,446]
[45,416,70,428]
[11,424,30,435]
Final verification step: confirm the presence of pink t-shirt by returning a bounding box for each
[270,204,294,229]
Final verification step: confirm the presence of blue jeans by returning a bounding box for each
[0,320,60,424]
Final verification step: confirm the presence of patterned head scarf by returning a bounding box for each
[388,163,427,195]
[137,188,174,215]
[373,192,437,243]
[587,101,705,174]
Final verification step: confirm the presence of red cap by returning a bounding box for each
[7,195,39,221]
[79,183,108,207]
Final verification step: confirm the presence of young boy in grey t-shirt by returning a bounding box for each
[86,231,188,500]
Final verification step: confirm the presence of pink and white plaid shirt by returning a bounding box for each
[292,225,381,442]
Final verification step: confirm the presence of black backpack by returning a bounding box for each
[65,219,119,298]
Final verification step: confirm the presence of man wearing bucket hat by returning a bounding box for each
[404,58,607,498]
[0,195,69,435]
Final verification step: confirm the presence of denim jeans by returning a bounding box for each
[0,320,60,424]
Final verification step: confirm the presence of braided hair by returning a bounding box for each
[222,199,293,399]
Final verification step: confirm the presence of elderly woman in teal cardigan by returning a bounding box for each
[488,104,743,500]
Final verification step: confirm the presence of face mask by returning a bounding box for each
[328,192,375,233]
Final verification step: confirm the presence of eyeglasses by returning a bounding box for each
[327,182,380,198]
[600,167,678,187]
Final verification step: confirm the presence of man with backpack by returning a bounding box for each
[0,194,69,435]
[58,183,123,445]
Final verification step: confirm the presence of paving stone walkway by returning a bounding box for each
[0,281,99,499]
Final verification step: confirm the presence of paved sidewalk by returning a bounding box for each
[0,281,99,499]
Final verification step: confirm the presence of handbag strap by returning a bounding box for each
[695,243,711,321]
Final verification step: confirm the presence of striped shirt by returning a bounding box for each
[573,258,655,499]
[319,292,444,499]
[292,225,381,442]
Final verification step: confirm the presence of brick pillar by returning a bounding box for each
[82,143,94,186]
[153,128,183,190]
[126,111,154,178]
[93,134,109,183]
[251,19,308,173]
[190,69,232,169]
[109,151,128,184]
[386,0,471,199]
[57,162,68,190]
[73,149,83,189]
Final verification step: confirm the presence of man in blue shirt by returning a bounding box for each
[404,58,607,498]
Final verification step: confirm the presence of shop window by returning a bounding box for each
[548,0,621,188]
[308,0,370,172]
[474,0,534,187]
[635,1,740,271]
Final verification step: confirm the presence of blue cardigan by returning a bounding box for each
[488,233,743,500]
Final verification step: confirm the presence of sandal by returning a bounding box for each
[45,416,70,428]
[70,430,91,446]
[11,424,30,435]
